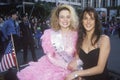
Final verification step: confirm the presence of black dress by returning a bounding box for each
[79,48,110,80]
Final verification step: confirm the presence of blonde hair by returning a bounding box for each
[50,4,79,31]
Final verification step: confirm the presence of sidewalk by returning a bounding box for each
[16,47,44,66]
[107,35,120,74]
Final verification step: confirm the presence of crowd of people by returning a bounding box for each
[0,3,115,80]
[102,17,120,37]
[0,9,49,64]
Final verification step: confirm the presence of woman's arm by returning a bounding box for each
[67,52,83,71]
[65,35,110,80]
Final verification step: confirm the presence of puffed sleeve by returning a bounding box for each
[41,29,55,55]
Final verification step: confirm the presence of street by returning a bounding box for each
[107,35,120,77]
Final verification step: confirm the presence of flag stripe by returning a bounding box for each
[6,54,12,68]
[13,53,16,66]
[2,56,7,71]
[0,62,3,72]
[0,63,2,72]
[9,53,15,66]
[4,55,9,70]
[0,41,17,72]
[8,54,13,68]
[0,62,4,72]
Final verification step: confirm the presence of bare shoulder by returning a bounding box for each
[100,35,110,44]
[99,35,110,56]
[100,35,110,42]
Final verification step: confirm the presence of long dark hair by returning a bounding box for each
[76,7,102,54]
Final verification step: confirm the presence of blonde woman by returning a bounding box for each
[17,4,79,80]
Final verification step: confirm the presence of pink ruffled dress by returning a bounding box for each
[17,29,77,80]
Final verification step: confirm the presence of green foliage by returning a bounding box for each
[34,2,56,22]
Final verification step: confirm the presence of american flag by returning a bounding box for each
[0,41,16,72]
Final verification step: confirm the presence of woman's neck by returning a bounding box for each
[61,27,70,34]
[86,32,93,40]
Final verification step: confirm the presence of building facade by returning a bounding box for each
[0,0,120,20]
[38,0,120,20]
[0,0,120,8]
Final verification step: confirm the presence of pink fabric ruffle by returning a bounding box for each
[17,56,71,80]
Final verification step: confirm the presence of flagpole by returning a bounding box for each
[11,34,19,71]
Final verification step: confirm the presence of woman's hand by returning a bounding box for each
[65,73,76,80]
[67,58,78,71]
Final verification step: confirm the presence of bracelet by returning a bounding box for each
[74,74,78,78]
[77,59,83,70]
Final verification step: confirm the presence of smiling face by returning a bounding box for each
[58,9,71,29]
[82,12,95,33]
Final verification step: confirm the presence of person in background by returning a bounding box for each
[0,30,4,60]
[34,25,42,48]
[118,20,120,38]
[0,15,4,30]
[65,7,110,80]
[17,4,79,80]
[19,13,37,64]
[1,9,20,53]
[0,15,4,57]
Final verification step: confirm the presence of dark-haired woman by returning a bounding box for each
[65,7,110,80]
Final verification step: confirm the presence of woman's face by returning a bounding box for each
[82,12,95,32]
[58,9,71,29]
